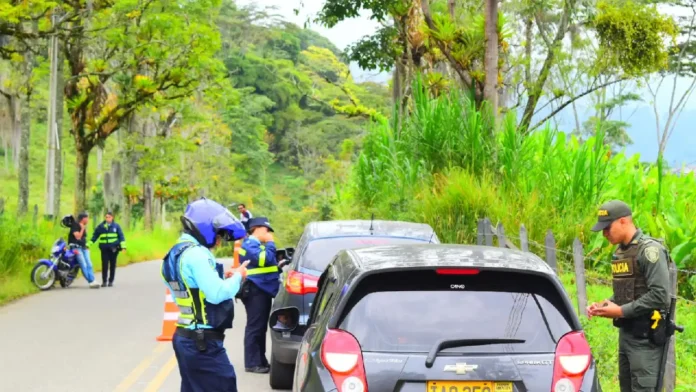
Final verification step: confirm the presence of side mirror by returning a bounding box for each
[276,247,296,266]
[269,307,300,333]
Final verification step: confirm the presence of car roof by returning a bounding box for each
[345,243,556,276]
[304,220,438,242]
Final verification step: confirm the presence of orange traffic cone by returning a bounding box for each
[233,240,241,268]
[156,289,179,341]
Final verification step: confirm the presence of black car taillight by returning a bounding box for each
[285,270,319,295]
[551,331,592,392]
[321,329,368,392]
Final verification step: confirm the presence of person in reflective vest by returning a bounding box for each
[238,216,281,373]
[89,211,126,287]
[160,198,249,392]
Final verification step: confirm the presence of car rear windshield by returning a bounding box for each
[338,269,575,354]
[300,237,428,272]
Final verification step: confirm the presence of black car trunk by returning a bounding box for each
[334,269,578,392]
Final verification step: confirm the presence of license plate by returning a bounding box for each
[427,381,513,392]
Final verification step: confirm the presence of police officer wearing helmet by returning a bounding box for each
[161,198,249,392]
[238,216,281,373]
[586,200,672,392]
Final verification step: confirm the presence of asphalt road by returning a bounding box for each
[0,258,290,392]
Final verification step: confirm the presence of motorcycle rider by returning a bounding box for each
[68,212,100,289]
[161,198,249,391]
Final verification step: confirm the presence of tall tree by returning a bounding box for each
[59,0,227,213]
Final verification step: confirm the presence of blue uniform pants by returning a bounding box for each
[242,282,272,368]
[172,332,237,392]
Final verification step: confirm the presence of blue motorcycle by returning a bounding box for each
[31,238,82,290]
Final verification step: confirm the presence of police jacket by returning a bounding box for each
[90,221,126,250]
[160,233,242,330]
[610,229,671,319]
[239,235,281,297]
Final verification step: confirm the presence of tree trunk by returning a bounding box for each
[53,53,65,219]
[17,95,30,216]
[483,0,499,123]
[44,27,60,219]
[74,144,89,215]
[519,0,574,134]
[97,146,103,181]
[143,180,153,231]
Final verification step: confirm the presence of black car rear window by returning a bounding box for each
[338,270,575,354]
[300,237,427,272]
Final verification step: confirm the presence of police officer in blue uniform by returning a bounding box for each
[238,217,281,374]
[161,198,249,392]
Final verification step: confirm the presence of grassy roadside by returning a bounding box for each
[559,273,696,391]
[0,216,179,306]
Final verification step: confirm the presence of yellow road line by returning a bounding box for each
[143,355,178,392]
[113,343,168,392]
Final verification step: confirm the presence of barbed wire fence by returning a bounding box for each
[475,217,694,392]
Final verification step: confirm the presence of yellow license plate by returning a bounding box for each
[426,381,513,392]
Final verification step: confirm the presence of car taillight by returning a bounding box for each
[552,331,591,392]
[321,329,368,392]
[285,270,319,295]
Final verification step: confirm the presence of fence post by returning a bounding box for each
[477,219,484,245]
[496,222,506,248]
[520,224,529,252]
[484,218,493,246]
[33,204,38,226]
[665,261,678,391]
[545,229,557,273]
[573,238,588,319]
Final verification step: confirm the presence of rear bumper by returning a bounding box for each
[270,331,302,365]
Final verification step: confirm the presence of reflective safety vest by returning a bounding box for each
[160,239,234,330]
[239,246,279,276]
[91,222,125,249]
[239,241,281,297]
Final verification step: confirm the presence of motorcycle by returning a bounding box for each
[31,238,82,290]
[30,215,82,290]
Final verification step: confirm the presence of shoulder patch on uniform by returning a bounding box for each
[644,246,660,263]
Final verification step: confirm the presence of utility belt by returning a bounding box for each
[613,309,669,345]
[175,327,225,351]
[236,279,258,300]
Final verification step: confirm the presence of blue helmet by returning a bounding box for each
[180,198,246,248]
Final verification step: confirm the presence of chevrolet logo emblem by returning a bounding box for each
[444,363,479,374]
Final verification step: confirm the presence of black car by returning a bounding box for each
[268,220,440,389]
[270,244,601,392]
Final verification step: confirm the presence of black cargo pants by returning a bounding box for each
[101,247,119,284]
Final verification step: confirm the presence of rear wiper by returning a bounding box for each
[425,338,526,368]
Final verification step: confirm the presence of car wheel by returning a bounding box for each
[269,352,294,390]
